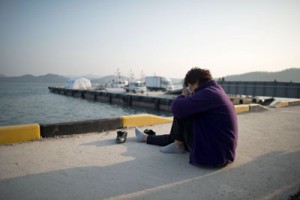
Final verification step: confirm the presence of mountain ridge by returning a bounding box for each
[0,73,69,83]
[223,68,300,82]
[0,68,299,83]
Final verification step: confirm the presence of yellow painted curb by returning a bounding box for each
[0,124,40,145]
[122,114,173,127]
[234,105,250,113]
[271,101,289,108]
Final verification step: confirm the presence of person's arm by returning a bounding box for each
[171,89,216,118]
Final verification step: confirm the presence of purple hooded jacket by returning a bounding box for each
[171,80,238,166]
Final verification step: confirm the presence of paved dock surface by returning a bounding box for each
[1,106,300,200]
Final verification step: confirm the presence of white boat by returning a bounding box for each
[104,79,128,93]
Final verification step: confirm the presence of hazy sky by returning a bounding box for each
[0,0,299,78]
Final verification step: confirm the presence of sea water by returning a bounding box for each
[0,82,171,126]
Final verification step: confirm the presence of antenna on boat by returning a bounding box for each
[129,69,134,81]
[140,70,145,81]
[115,68,121,80]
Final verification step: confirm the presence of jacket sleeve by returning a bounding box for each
[171,90,217,118]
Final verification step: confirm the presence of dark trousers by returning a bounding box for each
[146,117,193,150]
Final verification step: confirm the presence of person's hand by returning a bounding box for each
[182,87,190,96]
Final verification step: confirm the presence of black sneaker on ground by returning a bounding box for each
[116,131,128,144]
[144,129,156,136]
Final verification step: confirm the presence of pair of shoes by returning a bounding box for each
[116,131,127,144]
[144,129,156,136]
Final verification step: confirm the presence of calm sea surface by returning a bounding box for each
[0,82,171,126]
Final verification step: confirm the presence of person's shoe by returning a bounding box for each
[135,128,147,142]
[160,142,185,154]
[116,131,127,144]
[144,129,156,136]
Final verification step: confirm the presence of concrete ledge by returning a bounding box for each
[270,101,289,108]
[249,104,268,112]
[2,98,298,143]
[122,114,173,127]
[288,99,300,107]
[0,124,40,145]
[234,105,250,113]
[40,118,122,138]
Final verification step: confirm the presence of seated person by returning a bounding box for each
[135,67,238,167]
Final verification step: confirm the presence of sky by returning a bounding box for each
[0,0,299,79]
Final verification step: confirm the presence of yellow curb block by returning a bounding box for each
[0,124,40,145]
[271,101,289,108]
[234,105,250,113]
[122,114,173,127]
[288,99,300,107]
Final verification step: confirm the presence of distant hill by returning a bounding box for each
[68,74,103,80]
[1,68,299,83]
[0,73,128,84]
[223,68,300,82]
[0,73,68,83]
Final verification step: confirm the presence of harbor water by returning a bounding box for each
[0,82,171,126]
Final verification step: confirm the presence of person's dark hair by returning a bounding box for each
[183,67,212,87]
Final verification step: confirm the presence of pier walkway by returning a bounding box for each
[1,106,300,200]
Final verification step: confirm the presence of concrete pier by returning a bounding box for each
[0,106,300,200]
[49,87,175,112]
[48,87,271,112]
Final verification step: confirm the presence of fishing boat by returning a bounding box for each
[104,79,128,93]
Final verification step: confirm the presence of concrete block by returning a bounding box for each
[96,95,110,102]
[66,90,73,96]
[59,89,66,95]
[240,98,253,104]
[159,104,171,112]
[109,93,131,105]
[85,92,96,101]
[288,99,300,107]
[234,105,250,113]
[40,118,122,138]
[270,101,289,108]
[0,124,40,145]
[122,114,173,127]
[73,91,82,98]
[230,97,240,105]
[249,104,268,112]
[131,101,155,109]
